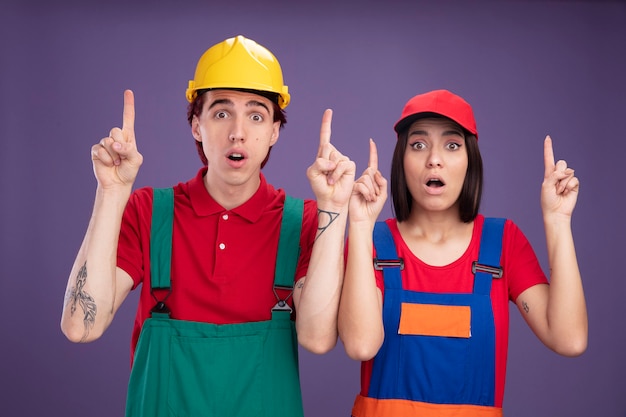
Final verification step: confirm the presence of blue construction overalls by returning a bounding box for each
[353,218,506,417]
[125,188,306,417]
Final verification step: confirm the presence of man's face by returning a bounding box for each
[192,89,280,190]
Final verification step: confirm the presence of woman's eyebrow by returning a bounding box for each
[442,129,465,137]
[408,129,428,137]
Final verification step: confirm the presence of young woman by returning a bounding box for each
[338,89,587,417]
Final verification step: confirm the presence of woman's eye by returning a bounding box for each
[447,143,461,150]
[410,142,425,150]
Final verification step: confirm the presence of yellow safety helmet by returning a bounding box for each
[185,35,290,109]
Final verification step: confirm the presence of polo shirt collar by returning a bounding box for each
[189,167,271,223]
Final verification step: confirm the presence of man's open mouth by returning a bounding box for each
[228,153,244,161]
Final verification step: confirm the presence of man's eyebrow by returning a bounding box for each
[207,98,233,110]
[246,100,270,113]
[207,98,270,114]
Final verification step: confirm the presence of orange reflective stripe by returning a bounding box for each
[352,395,502,417]
[398,303,471,338]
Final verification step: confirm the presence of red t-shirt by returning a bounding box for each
[359,215,548,407]
[117,168,318,358]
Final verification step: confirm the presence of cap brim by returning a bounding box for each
[394,112,446,134]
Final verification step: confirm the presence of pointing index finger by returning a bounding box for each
[122,89,135,139]
[543,135,555,177]
[318,109,332,157]
[369,138,379,171]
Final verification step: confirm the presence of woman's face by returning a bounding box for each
[403,117,468,215]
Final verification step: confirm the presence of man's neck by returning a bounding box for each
[202,172,261,210]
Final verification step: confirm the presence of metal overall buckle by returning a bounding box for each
[272,285,294,313]
[373,258,405,271]
[150,288,172,315]
[471,261,503,278]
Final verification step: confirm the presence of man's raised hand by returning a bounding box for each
[306,109,355,210]
[91,90,143,189]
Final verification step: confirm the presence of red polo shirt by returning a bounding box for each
[117,167,318,357]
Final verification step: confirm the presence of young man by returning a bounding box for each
[61,35,355,417]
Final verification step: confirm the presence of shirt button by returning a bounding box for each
[219,243,226,250]
[222,214,229,220]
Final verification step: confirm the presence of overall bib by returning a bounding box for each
[353,218,506,417]
[125,188,305,417]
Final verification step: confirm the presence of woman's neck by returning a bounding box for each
[397,210,475,266]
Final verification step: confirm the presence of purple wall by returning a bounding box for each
[1,0,625,415]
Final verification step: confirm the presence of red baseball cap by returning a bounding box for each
[393,89,478,138]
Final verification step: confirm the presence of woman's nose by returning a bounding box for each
[426,150,443,167]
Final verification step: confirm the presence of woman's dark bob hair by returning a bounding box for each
[186,88,287,168]
[390,116,483,223]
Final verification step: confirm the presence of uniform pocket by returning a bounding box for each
[399,303,471,338]
[396,302,473,403]
[167,333,264,417]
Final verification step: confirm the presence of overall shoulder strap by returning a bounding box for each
[274,195,303,288]
[473,217,506,295]
[272,195,303,314]
[150,188,174,290]
[373,221,403,290]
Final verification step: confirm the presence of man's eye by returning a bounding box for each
[250,114,263,122]
[215,111,228,119]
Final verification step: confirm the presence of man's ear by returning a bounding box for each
[191,116,201,142]
[270,121,280,146]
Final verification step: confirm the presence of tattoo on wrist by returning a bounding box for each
[296,280,305,289]
[66,262,97,342]
[522,301,530,314]
[316,209,339,241]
